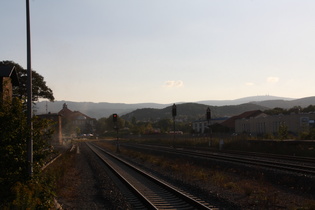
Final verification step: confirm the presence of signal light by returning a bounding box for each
[113,113,118,122]
[172,104,177,117]
[206,107,211,120]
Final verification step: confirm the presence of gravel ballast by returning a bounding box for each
[56,142,132,209]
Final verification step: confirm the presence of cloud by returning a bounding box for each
[245,82,254,86]
[266,77,279,83]
[164,80,184,88]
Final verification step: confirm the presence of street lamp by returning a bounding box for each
[26,0,33,177]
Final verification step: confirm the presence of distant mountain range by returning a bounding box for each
[34,101,167,119]
[197,95,294,106]
[35,95,315,120]
[121,103,269,122]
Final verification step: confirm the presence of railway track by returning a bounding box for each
[218,149,315,164]
[86,142,218,210]
[121,143,315,177]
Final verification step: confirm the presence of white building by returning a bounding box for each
[235,113,315,135]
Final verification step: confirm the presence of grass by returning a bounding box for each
[0,151,73,210]
[42,146,78,201]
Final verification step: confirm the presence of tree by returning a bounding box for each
[131,116,136,125]
[154,118,172,133]
[95,116,125,136]
[278,123,288,140]
[288,106,302,114]
[302,105,315,113]
[0,60,55,208]
[0,60,54,102]
[144,122,154,134]
[264,107,285,115]
[95,117,108,136]
[0,98,55,208]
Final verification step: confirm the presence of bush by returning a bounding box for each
[0,98,56,209]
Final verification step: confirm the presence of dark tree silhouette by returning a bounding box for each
[0,60,54,102]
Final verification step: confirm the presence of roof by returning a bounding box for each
[221,110,262,129]
[58,103,96,120]
[58,105,73,118]
[0,65,19,86]
[72,111,93,120]
[193,117,229,123]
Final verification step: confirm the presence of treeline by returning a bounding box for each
[95,116,191,136]
[95,105,315,138]
[263,105,315,115]
[122,102,268,122]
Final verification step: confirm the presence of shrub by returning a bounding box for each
[0,98,55,209]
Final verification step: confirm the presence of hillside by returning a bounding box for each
[34,96,315,119]
[121,103,269,122]
[253,96,315,109]
[34,101,169,119]
[197,95,294,106]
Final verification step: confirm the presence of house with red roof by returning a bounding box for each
[58,103,97,137]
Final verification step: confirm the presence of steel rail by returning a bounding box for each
[125,143,315,164]
[87,142,155,209]
[216,149,315,164]
[86,142,216,210]
[121,143,315,176]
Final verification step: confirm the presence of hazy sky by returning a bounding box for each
[1,0,315,104]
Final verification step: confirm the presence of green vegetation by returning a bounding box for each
[264,105,315,115]
[0,98,57,209]
[0,60,54,102]
[0,60,56,209]
[95,115,193,137]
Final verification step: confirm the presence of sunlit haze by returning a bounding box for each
[1,0,315,103]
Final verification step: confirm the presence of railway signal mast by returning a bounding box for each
[172,104,177,148]
[206,107,212,147]
[113,113,120,153]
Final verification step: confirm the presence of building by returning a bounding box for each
[0,65,19,102]
[235,112,315,136]
[220,110,263,133]
[192,117,228,134]
[193,109,315,137]
[58,103,97,136]
[1,64,65,145]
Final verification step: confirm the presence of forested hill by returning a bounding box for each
[34,101,167,119]
[121,103,268,122]
[252,96,315,109]
[35,96,315,119]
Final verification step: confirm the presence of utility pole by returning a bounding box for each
[26,0,33,177]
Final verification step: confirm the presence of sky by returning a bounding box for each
[1,0,315,104]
